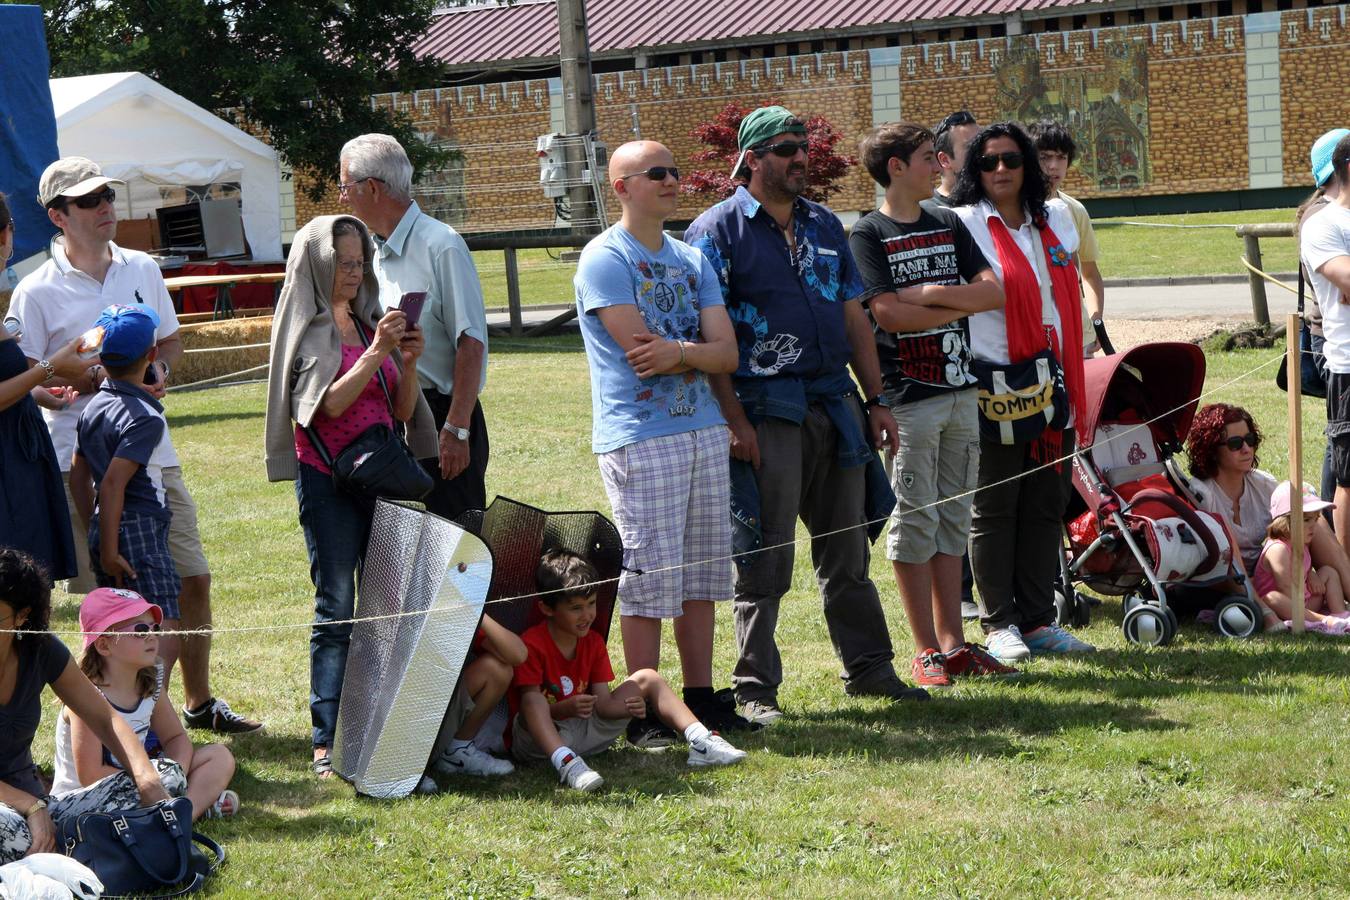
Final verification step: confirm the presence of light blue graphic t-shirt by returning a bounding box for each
[575,224,727,453]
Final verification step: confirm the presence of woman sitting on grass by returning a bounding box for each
[51,587,238,820]
[1252,483,1350,633]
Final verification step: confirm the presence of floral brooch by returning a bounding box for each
[1048,244,1071,267]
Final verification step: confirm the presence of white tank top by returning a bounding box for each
[51,663,163,796]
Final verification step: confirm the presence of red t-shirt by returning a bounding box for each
[510,622,614,719]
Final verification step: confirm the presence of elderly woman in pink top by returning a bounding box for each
[264,215,436,778]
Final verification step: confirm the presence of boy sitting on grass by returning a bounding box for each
[428,615,527,778]
[511,550,747,792]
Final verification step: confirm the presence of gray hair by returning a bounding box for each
[340,133,414,202]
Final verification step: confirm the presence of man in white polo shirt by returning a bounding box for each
[8,157,261,734]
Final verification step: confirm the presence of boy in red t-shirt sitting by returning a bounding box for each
[512,550,747,791]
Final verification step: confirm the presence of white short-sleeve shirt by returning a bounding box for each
[1300,203,1350,374]
[8,240,181,471]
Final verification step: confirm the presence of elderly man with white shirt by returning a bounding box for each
[338,134,490,519]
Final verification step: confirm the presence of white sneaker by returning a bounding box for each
[435,743,515,777]
[558,754,604,792]
[986,625,1032,663]
[687,733,747,767]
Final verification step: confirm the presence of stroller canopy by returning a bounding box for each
[1081,342,1206,445]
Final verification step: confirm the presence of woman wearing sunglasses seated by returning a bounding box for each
[1186,402,1350,594]
[0,550,169,863]
[948,122,1094,664]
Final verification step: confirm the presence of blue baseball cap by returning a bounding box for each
[95,303,160,364]
[1311,128,1350,187]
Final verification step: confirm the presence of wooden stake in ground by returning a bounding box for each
[1287,312,1306,634]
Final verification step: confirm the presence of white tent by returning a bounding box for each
[49,72,283,261]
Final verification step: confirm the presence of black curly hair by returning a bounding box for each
[950,121,1050,222]
[0,549,52,656]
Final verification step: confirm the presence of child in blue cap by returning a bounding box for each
[69,303,184,667]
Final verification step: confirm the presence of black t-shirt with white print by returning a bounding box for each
[849,205,990,407]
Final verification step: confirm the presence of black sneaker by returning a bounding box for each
[183,697,264,734]
[626,715,678,750]
[690,689,761,733]
[844,673,931,702]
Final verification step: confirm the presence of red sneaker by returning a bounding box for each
[945,642,1022,679]
[911,649,953,688]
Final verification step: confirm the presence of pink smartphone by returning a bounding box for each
[398,291,427,327]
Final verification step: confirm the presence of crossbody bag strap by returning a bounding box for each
[353,320,409,439]
[1298,261,1307,316]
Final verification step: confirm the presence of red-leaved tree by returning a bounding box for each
[684,103,857,204]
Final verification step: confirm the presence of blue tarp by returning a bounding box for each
[0,5,58,261]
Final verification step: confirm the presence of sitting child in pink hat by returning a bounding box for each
[1252,482,1350,633]
[51,587,238,820]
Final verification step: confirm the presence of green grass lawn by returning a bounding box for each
[470,207,1305,311]
[36,341,1350,897]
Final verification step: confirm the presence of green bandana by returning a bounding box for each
[737,105,806,150]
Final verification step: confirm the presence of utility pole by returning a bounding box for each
[557,0,598,234]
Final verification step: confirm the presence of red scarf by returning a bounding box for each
[986,210,1087,464]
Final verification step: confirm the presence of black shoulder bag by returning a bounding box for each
[1276,264,1328,399]
[302,322,433,502]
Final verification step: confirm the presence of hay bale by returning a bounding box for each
[176,316,272,385]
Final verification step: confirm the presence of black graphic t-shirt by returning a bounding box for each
[849,206,990,407]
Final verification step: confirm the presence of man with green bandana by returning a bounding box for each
[685,106,929,727]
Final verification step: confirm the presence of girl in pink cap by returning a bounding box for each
[50,587,238,820]
[1252,482,1350,633]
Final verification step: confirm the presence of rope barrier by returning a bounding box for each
[1240,256,1299,295]
[16,346,1289,640]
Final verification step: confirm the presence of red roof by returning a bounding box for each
[416,0,1099,68]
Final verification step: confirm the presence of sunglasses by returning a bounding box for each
[67,188,116,210]
[1223,433,1259,452]
[977,152,1024,173]
[934,111,976,137]
[619,166,680,182]
[754,140,810,159]
[113,622,162,635]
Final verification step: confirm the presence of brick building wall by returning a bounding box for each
[284,6,1350,235]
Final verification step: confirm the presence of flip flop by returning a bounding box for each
[312,753,333,778]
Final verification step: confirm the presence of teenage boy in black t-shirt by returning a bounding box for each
[850,122,1018,687]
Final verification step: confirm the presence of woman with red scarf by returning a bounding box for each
[950,122,1096,663]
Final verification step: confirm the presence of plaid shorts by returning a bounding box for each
[598,425,733,618]
[88,512,182,619]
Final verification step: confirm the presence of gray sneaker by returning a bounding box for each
[741,698,783,727]
[558,754,603,792]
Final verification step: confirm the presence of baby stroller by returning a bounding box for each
[1056,342,1264,646]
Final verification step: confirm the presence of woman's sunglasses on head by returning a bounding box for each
[977,151,1023,173]
[1223,433,1259,452]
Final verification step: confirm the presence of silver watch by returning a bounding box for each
[443,423,470,441]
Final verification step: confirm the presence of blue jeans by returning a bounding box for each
[295,462,373,749]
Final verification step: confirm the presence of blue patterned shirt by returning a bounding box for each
[684,186,864,381]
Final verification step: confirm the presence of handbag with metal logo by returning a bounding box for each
[59,796,224,897]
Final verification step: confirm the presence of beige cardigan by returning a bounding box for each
[264,215,437,482]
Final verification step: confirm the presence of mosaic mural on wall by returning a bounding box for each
[993,36,1152,191]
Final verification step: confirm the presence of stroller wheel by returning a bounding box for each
[1213,594,1262,639]
[1073,592,1095,628]
[1123,602,1174,647]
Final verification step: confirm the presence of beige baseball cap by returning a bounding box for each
[38,157,124,207]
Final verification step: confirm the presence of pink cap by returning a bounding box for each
[1269,481,1335,521]
[80,587,163,648]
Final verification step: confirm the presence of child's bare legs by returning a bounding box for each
[519,691,568,759]
[454,655,512,742]
[1261,591,1333,624]
[1319,566,1346,614]
[184,744,235,821]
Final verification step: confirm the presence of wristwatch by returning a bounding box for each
[24,797,48,818]
[442,422,470,441]
[863,394,885,410]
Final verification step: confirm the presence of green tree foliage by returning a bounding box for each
[33,0,452,200]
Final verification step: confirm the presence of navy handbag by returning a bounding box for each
[59,797,224,897]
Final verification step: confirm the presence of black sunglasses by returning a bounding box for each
[1223,433,1259,452]
[754,140,810,159]
[60,188,116,210]
[113,622,162,635]
[934,111,976,137]
[977,151,1024,172]
[619,166,680,182]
